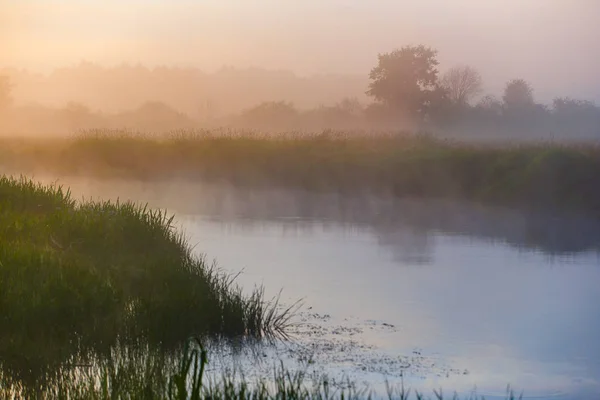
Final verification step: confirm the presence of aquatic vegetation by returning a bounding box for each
[2,129,599,215]
[0,175,294,384]
[1,338,525,400]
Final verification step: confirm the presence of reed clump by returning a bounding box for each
[0,175,292,384]
[3,129,599,215]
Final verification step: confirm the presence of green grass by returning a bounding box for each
[1,338,525,400]
[2,129,599,215]
[0,175,294,385]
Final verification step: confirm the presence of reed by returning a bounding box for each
[0,175,293,384]
[2,129,599,215]
[1,338,525,400]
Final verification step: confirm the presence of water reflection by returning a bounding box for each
[38,177,600,258]
[179,214,600,399]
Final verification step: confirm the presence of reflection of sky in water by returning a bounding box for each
[180,217,600,399]
[21,176,600,399]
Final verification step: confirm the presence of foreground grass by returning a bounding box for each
[2,129,599,215]
[1,339,524,400]
[0,175,293,384]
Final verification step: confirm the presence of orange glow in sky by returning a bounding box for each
[1,0,599,100]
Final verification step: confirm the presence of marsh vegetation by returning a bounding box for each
[0,175,294,392]
[2,130,599,216]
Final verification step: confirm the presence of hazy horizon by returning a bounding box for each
[2,0,600,103]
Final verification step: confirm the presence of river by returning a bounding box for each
[22,176,600,399]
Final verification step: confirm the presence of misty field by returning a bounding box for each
[2,130,599,215]
[0,175,292,390]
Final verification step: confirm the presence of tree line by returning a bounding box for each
[365,45,599,138]
[1,45,599,139]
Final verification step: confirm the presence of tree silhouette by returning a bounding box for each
[367,45,441,120]
[502,79,534,110]
[440,65,482,106]
[477,95,503,114]
[552,97,597,117]
[61,102,94,130]
[335,97,364,117]
[239,101,298,129]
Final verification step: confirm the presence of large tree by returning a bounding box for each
[367,45,441,120]
[440,65,482,106]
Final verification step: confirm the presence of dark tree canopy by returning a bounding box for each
[502,79,534,110]
[366,45,441,119]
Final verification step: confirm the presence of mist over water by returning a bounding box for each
[26,175,600,399]
[41,176,600,257]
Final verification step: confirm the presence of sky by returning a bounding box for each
[1,0,599,101]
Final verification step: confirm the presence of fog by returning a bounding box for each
[3,0,599,99]
[1,0,599,138]
[14,174,600,257]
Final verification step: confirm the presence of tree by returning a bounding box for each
[440,65,482,106]
[552,97,597,117]
[0,75,13,110]
[502,79,534,110]
[335,97,364,118]
[552,97,599,135]
[239,101,298,129]
[476,95,503,115]
[366,45,441,120]
[129,101,192,130]
[61,102,94,131]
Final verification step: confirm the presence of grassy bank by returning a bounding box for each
[2,338,524,400]
[2,129,599,215]
[0,175,291,385]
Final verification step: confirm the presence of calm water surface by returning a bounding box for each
[30,177,600,399]
[180,217,599,400]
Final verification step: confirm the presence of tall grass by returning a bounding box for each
[0,175,294,385]
[1,338,525,400]
[2,129,599,215]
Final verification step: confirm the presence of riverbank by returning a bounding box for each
[2,130,599,216]
[0,175,291,385]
